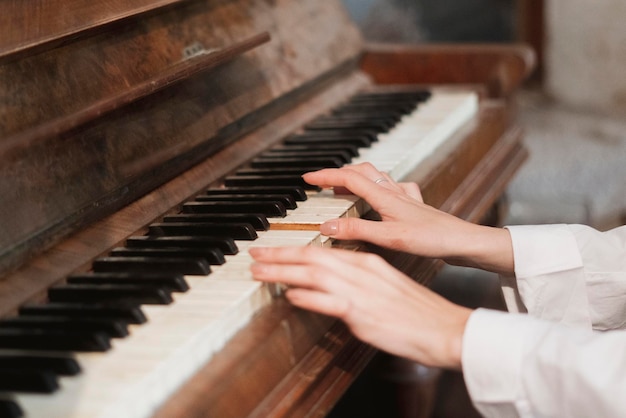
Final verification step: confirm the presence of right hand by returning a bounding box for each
[303,163,514,274]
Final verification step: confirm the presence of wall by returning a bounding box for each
[341,0,514,43]
[546,0,626,113]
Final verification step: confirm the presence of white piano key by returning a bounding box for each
[15,230,322,418]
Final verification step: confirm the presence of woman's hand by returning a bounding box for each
[303,163,514,275]
[250,245,471,369]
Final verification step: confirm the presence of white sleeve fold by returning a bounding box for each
[463,309,626,418]
[502,224,626,330]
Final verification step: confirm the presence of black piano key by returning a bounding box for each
[163,213,270,231]
[223,174,319,190]
[109,246,226,265]
[334,103,414,116]
[0,369,58,393]
[318,112,399,123]
[68,272,190,292]
[355,91,430,102]
[205,186,308,201]
[0,328,111,352]
[250,156,343,169]
[180,201,286,218]
[304,125,382,137]
[259,149,353,164]
[149,221,259,239]
[0,316,128,338]
[0,355,81,376]
[354,90,431,102]
[331,108,404,121]
[93,256,211,276]
[349,95,422,105]
[125,236,238,255]
[194,194,297,210]
[48,284,173,305]
[19,303,147,325]
[0,399,23,418]
[297,129,378,143]
[305,118,391,133]
[267,144,360,157]
[284,133,373,148]
[339,100,416,113]
[234,167,326,177]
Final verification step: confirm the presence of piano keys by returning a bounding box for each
[0,0,534,416]
[4,87,470,417]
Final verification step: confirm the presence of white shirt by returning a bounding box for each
[461,224,626,418]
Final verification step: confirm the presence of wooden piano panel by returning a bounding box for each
[0,0,362,275]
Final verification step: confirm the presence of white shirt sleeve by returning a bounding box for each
[463,309,626,418]
[502,224,626,330]
[462,224,626,417]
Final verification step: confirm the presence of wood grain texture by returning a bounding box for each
[0,0,185,60]
[0,70,370,316]
[0,0,362,275]
[360,43,536,98]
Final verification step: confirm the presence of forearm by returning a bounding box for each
[442,222,515,276]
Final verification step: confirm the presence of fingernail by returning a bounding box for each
[250,262,267,275]
[320,220,338,236]
[249,247,265,257]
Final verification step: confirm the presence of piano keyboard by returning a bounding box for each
[0,88,477,418]
[269,89,478,229]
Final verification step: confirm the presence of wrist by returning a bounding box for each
[445,223,514,275]
[444,305,473,370]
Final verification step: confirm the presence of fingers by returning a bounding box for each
[303,162,387,189]
[284,288,352,318]
[250,246,370,290]
[303,163,423,202]
[398,182,423,203]
[250,246,403,320]
[303,165,397,208]
[319,217,420,253]
[320,217,387,241]
[249,244,471,370]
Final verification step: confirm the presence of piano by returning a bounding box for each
[0,1,534,417]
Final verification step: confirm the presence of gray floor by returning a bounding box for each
[505,90,626,230]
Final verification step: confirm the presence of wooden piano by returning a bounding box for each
[0,1,534,417]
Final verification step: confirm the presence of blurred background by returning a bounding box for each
[341,0,626,230]
[332,1,626,417]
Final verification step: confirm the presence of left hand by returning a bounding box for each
[250,245,471,369]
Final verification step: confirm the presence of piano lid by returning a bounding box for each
[0,0,363,275]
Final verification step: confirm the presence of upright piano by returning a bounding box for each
[0,1,534,417]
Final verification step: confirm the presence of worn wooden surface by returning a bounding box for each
[0,70,370,317]
[361,43,535,98]
[0,0,362,275]
[0,0,184,60]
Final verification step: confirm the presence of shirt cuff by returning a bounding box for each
[505,224,583,279]
[462,309,536,417]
